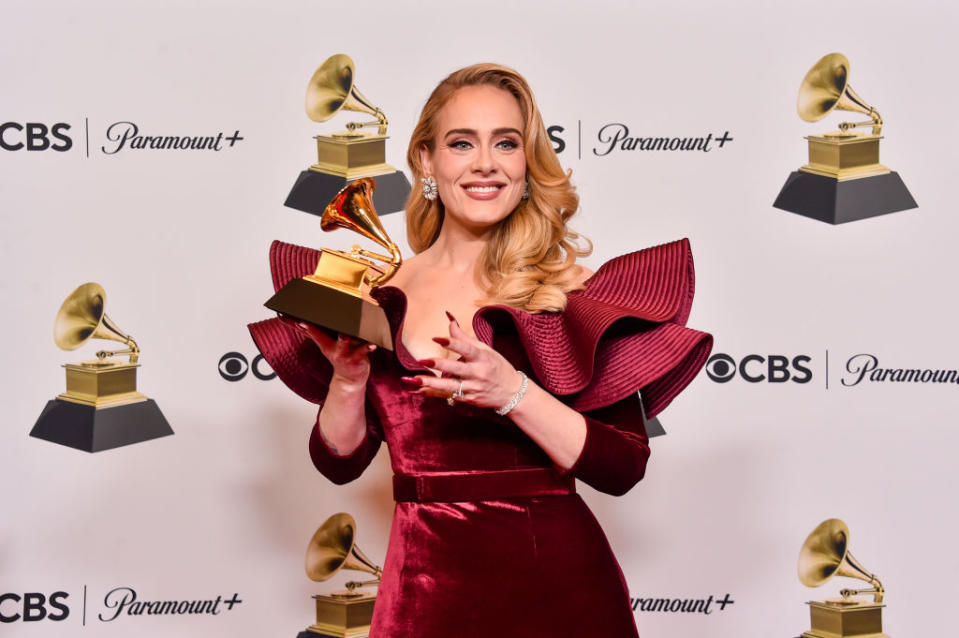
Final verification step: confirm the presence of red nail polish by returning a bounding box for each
[400,376,423,386]
[432,337,450,346]
[445,310,458,324]
[417,358,436,368]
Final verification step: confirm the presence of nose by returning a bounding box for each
[472,142,495,174]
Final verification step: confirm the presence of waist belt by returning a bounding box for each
[392,468,575,503]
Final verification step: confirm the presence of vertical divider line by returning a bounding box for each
[825,349,829,390]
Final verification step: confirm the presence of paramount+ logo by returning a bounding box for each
[705,353,812,384]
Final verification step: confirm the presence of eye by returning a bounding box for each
[449,140,473,151]
[705,353,736,383]
[218,352,249,381]
[495,138,520,151]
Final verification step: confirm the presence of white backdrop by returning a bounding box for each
[3,1,958,636]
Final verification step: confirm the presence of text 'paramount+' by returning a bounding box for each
[842,353,959,387]
[102,122,244,154]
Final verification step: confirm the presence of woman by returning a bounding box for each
[251,63,712,637]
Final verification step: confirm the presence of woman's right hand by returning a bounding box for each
[280,316,376,387]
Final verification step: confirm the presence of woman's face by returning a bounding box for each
[420,85,527,232]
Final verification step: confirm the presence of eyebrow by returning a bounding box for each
[443,127,523,139]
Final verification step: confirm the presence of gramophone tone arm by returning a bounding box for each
[345,578,381,592]
[346,108,388,136]
[840,580,884,604]
[838,107,883,136]
[95,337,140,364]
[362,243,403,287]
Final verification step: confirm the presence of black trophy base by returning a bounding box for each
[296,632,348,638]
[30,398,173,452]
[285,170,411,217]
[646,416,665,438]
[773,170,917,225]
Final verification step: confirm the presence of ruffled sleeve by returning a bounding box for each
[248,241,382,484]
[473,238,712,416]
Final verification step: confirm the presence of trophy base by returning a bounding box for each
[30,398,173,452]
[59,361,145,407]
[265,278,394,351]
[301,591,376,638]
[285,170,411,217]
[773,170,916,225]
[800,600,888,638]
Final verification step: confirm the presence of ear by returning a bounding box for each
[419,144,433,177]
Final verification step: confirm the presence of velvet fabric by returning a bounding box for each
[249,238,712,638]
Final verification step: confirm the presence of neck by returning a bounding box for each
[421,213,493,274]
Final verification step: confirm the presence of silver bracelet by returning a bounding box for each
[495,371,529,416]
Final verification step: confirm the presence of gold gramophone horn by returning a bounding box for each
[306,513,382,594]
[799,518,885,603]
[306,54,388,136]
[320,177,401,287]
[53,282,139,364]
[798,53,882,135]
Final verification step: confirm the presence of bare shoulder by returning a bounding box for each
[573,263,594,286]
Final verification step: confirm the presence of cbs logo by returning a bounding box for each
[0,592,69,623]
[706,353,812,384]
[547,124,566,154]
[0,122,72,151]
[218,352,276,382]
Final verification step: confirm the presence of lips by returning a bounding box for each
[461,182,506,200]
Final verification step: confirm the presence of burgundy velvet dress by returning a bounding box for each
[250,238,712,638]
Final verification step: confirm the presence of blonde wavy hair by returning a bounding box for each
[405,63,592,313]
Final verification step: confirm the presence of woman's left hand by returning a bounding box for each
[401,312,523,409]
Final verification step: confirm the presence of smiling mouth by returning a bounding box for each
[463,185,503,193]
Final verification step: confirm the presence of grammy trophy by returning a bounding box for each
[265,177,401,350]
[797,518,890,638]
[773,53,916,224]
[296,513,382,638]
[285,54,411,216]
[30,283,172,452]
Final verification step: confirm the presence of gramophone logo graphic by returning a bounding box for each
[797,519,890,638]
[284,54,411,217]
[30,283,172,452]
[298,513,382,638]
[773,53,917,224]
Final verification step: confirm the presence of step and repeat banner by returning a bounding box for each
[3,1,957,636]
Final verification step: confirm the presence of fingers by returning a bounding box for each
[439,313,482,361]
[402,375,464,398]
[418,356,471,379]
[289,319,375,361]
[298,321,337,351]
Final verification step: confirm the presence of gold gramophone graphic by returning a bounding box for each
[285,54,411,217]
[773,52,916,224]
[301,513,382,638]
[306,53,395,180]
[30,282,172,452]
[797,519,890,638]
[267,177,400,350]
